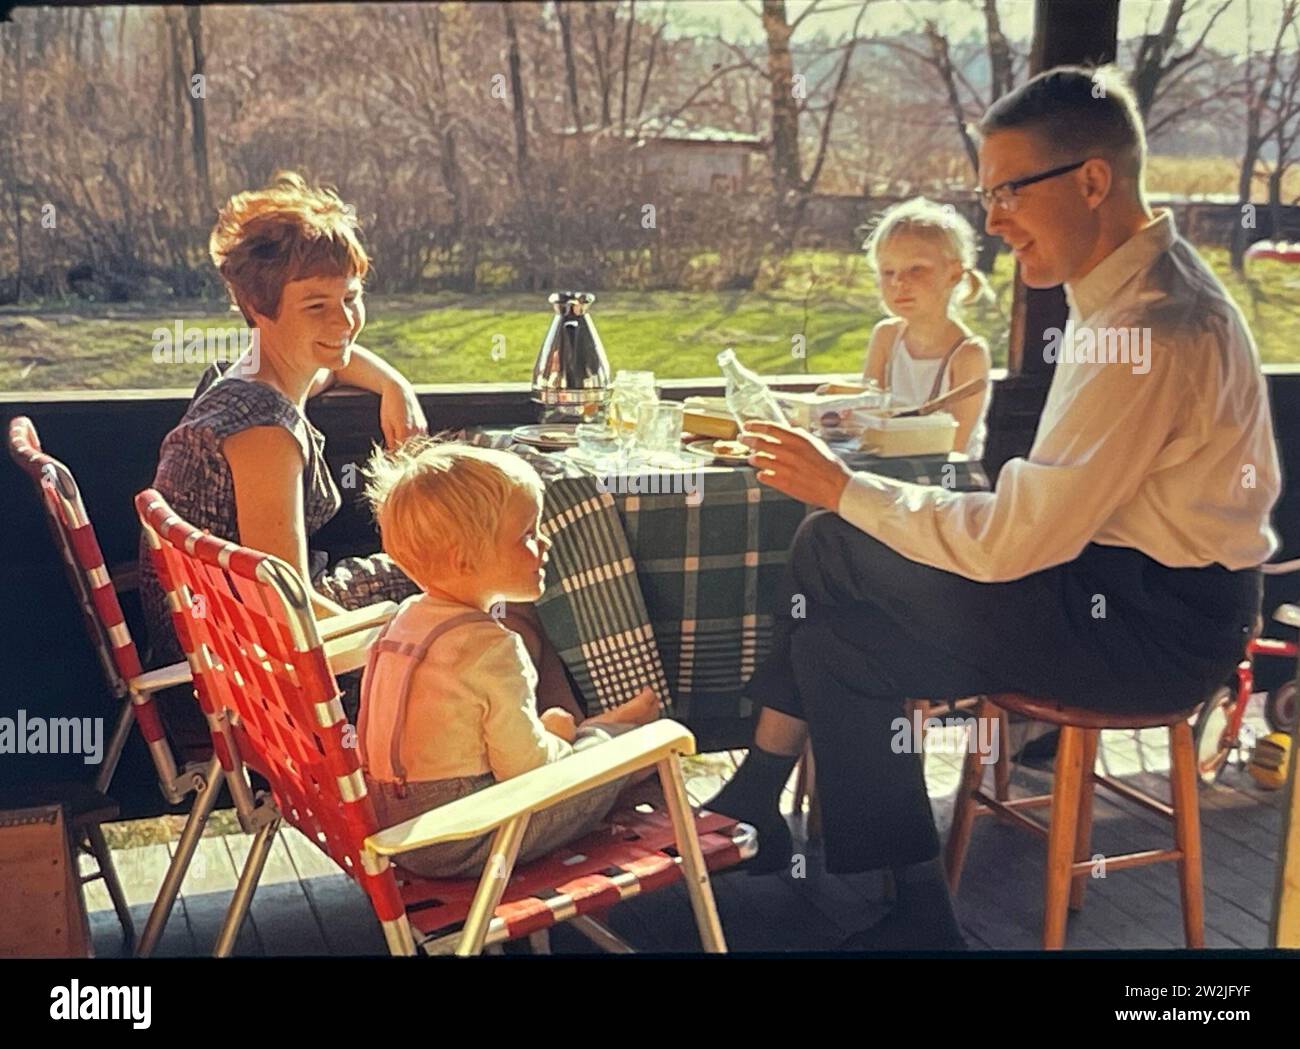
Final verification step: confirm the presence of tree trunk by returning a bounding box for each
[502,3,537,286]
[556,2,584,131]
[165,9,189,205]
[584,4,612,127]
[1233,133,1260,273]
[1268,160,1284,239]
[984,0,1015,99]
[618,0,636,128]
[761,0,801,252]
[9,33,25,302]
[503,4,529,184]
[926,23,980,174]
[634,7,668,120]
[73,8,87,63]
[185,7,215,221]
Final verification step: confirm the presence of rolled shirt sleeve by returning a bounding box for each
[837,335,1196,583]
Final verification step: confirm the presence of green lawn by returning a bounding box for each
[4,247,1300,394]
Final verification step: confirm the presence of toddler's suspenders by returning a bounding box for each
[357,610,493,797]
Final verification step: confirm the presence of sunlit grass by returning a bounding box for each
[5,245,1299,393]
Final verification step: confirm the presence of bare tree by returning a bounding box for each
[555,1,584,130]
[1234,0,1299,272]
[1132,0,1233,119]
[758,0,872,251]
[618,0,636,127]
[185,7,214,221]
[502,2,531,187]
[1264,20,1300,232]
[583,2,618,127]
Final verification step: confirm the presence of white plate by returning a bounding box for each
[683,438,751,465]
[511,424,580,450]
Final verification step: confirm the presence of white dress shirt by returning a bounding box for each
[838,209,1281,583]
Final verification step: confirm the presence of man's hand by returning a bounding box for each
[741,421,853,511]
[379,377,429,449]
[540,707,578,744]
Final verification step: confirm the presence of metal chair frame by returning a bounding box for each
[137,487,740,956]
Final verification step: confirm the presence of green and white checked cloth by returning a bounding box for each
[469,428,989,728]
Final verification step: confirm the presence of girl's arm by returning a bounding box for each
[311,345,429,448]
[945,339,992,454]
[863,319,901,390]
[222,426,348,619]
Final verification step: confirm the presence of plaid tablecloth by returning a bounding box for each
[468,430,989,727]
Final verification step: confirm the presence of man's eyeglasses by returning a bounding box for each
[974,160,1087,213]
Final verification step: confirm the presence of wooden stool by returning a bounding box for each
[793,697,1010,844]
[945,693,1204,949]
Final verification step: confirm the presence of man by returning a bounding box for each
[706,65,1280,950]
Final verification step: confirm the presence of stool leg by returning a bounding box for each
[792,744,811,815]
[1069,730,1099,911]
[1044,725,1085,949]
[805,747,822,845]
[944,698,990,895]
[1169,720,1205,948]
[993,705,1011,801]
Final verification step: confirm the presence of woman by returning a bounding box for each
[139,171,581,751]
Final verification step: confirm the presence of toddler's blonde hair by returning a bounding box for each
[363,438,544,587]
[863,196,991,309]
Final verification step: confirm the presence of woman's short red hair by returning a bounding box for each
[209,171,369,323]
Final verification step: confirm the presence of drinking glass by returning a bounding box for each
[608,371,657,436]
[606,370,657,464]
[634,401,685,458]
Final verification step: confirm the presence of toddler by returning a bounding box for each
[358,439,658,877]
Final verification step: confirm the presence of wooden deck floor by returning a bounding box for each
[85,712,1287,955]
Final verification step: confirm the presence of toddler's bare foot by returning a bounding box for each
[588,686,660,727]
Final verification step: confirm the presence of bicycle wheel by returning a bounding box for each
[1193,687,1235,786]
[1265,680,1297,735]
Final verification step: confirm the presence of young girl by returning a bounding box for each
[862,198,993,460]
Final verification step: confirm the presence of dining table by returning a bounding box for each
[468,427,991,745]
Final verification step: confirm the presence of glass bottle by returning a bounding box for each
[717,348,789,428]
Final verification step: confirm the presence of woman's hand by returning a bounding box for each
[379,376,429,449]
[741,421,854,511]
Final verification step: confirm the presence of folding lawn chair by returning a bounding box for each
[7,415,198,950]
[137,487,754,955]
[9,415,394,956]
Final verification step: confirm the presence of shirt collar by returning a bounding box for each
[1064,208,1177,322]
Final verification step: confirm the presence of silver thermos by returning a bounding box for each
[531,291,611,422]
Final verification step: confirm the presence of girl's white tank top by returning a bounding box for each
[882,325,988,461]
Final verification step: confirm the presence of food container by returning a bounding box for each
[858,412,958,457]
[774,389,889,431]
[683,396,740,439]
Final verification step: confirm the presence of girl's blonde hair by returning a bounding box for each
[863,196,991,309]
[363,438,544,587]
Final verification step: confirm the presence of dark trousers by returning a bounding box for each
[745,512,1262,875]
